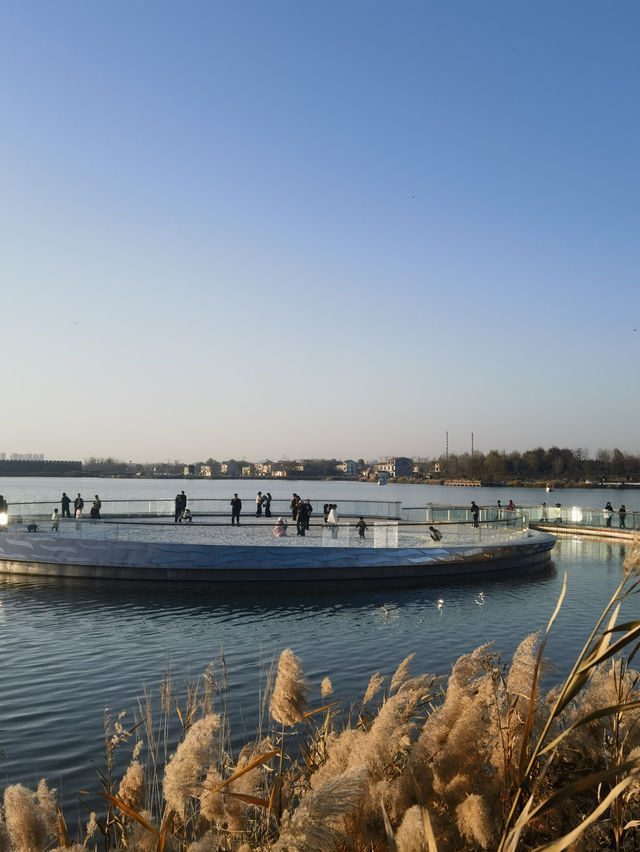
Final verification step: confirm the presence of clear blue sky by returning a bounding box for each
[1,1,638,462]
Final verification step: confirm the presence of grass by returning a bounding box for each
[3,543,640,850]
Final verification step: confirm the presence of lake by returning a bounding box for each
[0,476,636,817]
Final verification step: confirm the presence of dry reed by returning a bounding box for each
[3,542,640,850]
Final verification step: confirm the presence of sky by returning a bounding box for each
[1,1,639,463]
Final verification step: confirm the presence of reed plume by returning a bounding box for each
[273,765,368,852]
[3,782,57,852]
[320,677,333,698]
[270,649,309,726]
[163,714,221,817]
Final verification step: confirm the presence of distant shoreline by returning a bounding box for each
[0,472,631,489]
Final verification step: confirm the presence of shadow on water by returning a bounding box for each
[0,558,558,616]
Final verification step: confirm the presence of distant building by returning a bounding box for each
[241,465,254,477]
[199,465,212,478]
[221,461,242,477]
[10,453,45,461]
[255,462,272,476]
[340,459,359,476]
[184,465,196,477]
[374,457,412,479]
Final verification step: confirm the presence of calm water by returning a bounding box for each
[0,476,637,816]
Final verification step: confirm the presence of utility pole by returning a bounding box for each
[445,431,449,460]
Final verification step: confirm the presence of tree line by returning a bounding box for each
[81,447,640,484]
[421,446,639,484]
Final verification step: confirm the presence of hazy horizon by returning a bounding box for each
[3,2,638,462]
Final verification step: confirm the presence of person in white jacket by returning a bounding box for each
[327,504,339,538]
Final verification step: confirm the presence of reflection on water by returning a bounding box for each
[0,536,634,814]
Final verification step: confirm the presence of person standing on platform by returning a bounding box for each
[619,505,627,528]
[90,495,101,519]
[327,504,339,539]
[61,492,72,518]
[51,509,59,531]
[256,491,263,517]
[264,492,272,518]
[231,493,242,525]
[355,517,368,538]
[290,494,299,521]
[175,491,187,523]
[470,501,480,528]
[304,499,313,530]
[604,501,614,528]
[296,501,309,536]
[74,493,84,517]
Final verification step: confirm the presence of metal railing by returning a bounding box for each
[2,497,403,522]
[521,504,639,532]
[0,513,529,549]
[401,503,639,533]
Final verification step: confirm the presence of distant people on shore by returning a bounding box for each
[231,493,242,525]
[273,517,288,537]
[174,491,187,523]
[61,492,72,518]
[90,495,101,520]
[51,509,59,531]
[74,493,84,518]
[604,501,614,528]
[470,501,480,528]
[355,517,368,538]
[619,505,627,529]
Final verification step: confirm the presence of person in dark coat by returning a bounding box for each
[175,491,187,523]
[231,494,242,525]
[296,501,309,536]
[355,517,368,538]
[264,493,272,518]
[470,501,480,528]
[619,505,627,528]
[90,495,101,519]
[61,492,72,518]
[256,492,263,517]
[290,494,299,521]
[604,501,614,528]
